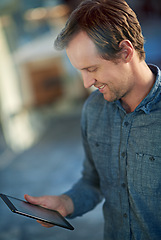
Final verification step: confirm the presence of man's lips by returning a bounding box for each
[95,84,106,91]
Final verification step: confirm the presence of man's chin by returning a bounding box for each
[103,94,117,102]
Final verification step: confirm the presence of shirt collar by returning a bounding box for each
[115,64,161,114]
[135,64,161,114]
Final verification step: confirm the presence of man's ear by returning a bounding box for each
[119,40,134,63]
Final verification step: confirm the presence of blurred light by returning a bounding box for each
[24,7,47,21]
[24,4,70,22]
[48,4,70,19]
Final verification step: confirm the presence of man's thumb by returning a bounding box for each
[24,194,41,205]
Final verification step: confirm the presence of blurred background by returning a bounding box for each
[0,0,161,239]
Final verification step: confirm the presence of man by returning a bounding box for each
[25,0,161,239]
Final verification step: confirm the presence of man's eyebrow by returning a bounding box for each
[80,65,98,70]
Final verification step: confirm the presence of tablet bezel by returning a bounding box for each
[0,193,74,230]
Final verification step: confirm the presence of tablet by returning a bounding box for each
[0,193,74,230]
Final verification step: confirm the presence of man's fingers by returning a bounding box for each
[24,195,55,228]
[24,194,42,205]
[36,220,54,228]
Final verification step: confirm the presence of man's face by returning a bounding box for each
[66,31,134,102]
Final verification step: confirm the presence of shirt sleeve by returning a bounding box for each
[65,95,103,218]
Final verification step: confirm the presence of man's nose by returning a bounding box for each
[81,71,96,88]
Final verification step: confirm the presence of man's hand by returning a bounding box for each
[24,194,74,228]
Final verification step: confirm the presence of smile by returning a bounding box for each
[99,85,106,89]
[95,84,107,92]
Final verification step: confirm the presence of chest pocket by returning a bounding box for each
[131,153,161,196]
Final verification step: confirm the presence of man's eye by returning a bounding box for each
[88,68,97,73]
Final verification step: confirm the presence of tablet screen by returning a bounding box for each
[0,194,74,230]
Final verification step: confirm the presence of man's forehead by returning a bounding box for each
[66,31,100,69]
[67,31,97,53]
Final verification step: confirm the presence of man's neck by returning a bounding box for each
[121,62,156,113]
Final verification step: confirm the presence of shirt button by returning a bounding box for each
[124,121,129,127]
[149,156,155,161]
[121,152,126,158]
[121,183,126,188]
[123,213,127,218]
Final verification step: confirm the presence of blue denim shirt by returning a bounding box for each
[66,65,161,240]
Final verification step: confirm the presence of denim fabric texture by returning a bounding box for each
[66,65,161,240]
